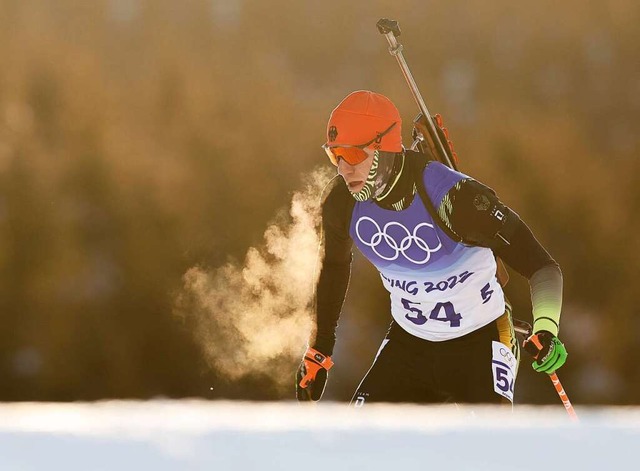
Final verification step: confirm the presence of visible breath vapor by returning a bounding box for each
[175,167,335,392]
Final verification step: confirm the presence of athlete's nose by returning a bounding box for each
[337,158,355,177]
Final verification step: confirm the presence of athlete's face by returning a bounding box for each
[337,148,375,193]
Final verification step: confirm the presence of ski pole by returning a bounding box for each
[376,18,458,170]
[550,373,578,421]
[529,335,579,422]
[516,320,579,421]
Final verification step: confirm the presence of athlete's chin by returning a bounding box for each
[346,180,365,192]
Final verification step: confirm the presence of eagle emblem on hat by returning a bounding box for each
[328,126,338,142]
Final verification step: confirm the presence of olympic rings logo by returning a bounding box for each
[498,346,516,367]
[355,216,442,264]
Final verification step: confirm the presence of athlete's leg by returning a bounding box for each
[432,313,520,404]
[350,323,443,407]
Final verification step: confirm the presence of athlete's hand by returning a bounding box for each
[296,347,334,401]
[523,331,568,374]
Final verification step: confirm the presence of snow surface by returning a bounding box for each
[0,401,636,470]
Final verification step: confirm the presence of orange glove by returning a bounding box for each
[296,347,334,401]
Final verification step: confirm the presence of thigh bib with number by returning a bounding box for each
[350,164,505,342]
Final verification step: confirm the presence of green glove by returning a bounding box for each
[523,331,568,374]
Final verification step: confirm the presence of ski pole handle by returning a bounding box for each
[376,18,457,170]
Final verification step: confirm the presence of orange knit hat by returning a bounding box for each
[326,90,402,152]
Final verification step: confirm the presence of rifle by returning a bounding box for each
[376,18,510,287]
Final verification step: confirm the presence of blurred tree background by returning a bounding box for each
[0,0,638,404]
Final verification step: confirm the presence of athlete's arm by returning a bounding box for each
[313,178,355,355]
[439,179,563,335]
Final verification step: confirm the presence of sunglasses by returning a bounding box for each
[322,122,397,166]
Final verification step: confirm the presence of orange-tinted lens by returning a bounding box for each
[324,146,369,166]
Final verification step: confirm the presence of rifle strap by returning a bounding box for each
[412,152,465,244]
[411,151,510,287]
